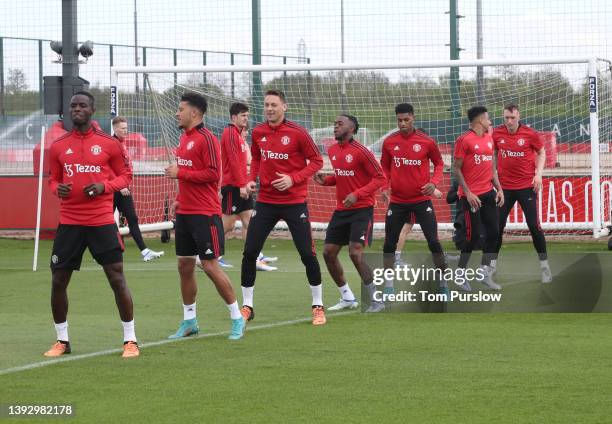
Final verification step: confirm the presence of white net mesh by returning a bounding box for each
[114,59,612,237]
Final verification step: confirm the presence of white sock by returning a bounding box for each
[122,320,136,342]
[395,251,401,261]
[257,252,264,261]
[338,283,355,301]
[141,248,150,256]
[227,301,242,320]
[490,259,497,269]
[310,284,323,306]
[384,278,394,288]
[365,283,378,302]
[183,302,196,320]
[54,321,68,341]
[540,259,550,269]
[242,286,254,307]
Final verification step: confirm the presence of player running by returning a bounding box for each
[45,91,139,358]
[240,89,325,325]
[164,92,245,340]
[314,115,387,311]
[218,102,277,271]
[491,104,551,283]
[453,105,504,291]
[377,103,448,311]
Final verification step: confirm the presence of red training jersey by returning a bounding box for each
[380,130,444,203]
[175,123,221,216]
[48,126,132,226]
[454,130,495,197]
[492,124,543,190]
[221,124,249,188]
[323,139,387,210]
[250,119,323,204]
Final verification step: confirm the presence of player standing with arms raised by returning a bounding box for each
[314,115,387,311]
[491,104,551,283]
[45,92,139,358]
[240,90,325,325]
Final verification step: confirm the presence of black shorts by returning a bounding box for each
[221,185,254,215]
[50,223,124,270]
[383,200,442,254]
[175,213,225,260]
[325,207,374,246]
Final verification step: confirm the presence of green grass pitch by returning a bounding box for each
[1,237,612,423]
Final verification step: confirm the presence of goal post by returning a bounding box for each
[110,57,612,238]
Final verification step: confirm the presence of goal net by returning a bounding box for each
[111,58,612,238]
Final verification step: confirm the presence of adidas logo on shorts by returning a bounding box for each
[300,213,307,219]
[205,249,213,254]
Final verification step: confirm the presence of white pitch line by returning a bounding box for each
[0,311,357,377]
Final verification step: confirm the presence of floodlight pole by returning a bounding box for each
[62,0,79,131]
[340,0,348,113]
[251,0,263,123]
[476,0,485,104]
[449,0,462,119]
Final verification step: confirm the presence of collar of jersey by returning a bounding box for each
[71,126,96,138]
[266,119,287,130]
[184,122,205,135]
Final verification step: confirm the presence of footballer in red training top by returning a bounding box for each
[379,103,447,307]
[240,89,326,326]
[452,105,504,291]
[491,103,550,283]
[314,114,387,312]
[45,91,139,359]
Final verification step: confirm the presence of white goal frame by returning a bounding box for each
[110,56,610,238]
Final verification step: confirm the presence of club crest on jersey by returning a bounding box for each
[413,144,421,152]
[90,145,102,155]
[345,154,353,163]
[186,141,195,150]
[517,138,525,146]
[281,136,291,145]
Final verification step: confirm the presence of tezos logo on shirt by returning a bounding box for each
[64,163,101,176]
[91,145,102,155]
[177,157,193,166]
[473,154,492,165]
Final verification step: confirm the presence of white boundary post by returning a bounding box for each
[588,59,602,238]
[33,125,47,271]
